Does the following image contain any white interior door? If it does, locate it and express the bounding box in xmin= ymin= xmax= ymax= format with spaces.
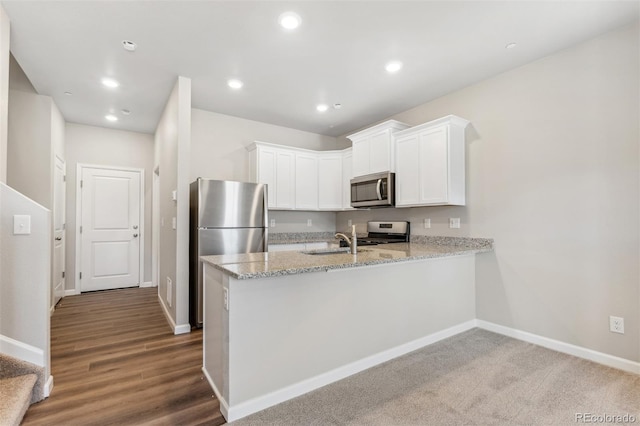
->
xmin=52 ymin=156 xmax=66 ymax=307
xmin=80 ymin=166 xmax=142 ymax=292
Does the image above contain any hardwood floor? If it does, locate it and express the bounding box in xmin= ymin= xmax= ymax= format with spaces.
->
xmin=23 ymin=287 xmax=226 ymax=426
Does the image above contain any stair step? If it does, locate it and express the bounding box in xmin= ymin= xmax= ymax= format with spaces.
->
xmin=0 ymin=374 xmax=38 ymax=426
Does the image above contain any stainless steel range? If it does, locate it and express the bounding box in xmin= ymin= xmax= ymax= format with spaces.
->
xmin=340 ymin=221 xmax=410 ymax=247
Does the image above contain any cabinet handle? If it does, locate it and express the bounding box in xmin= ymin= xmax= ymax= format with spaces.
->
xmin=133 ymin=234 xmax=138 ymax=238
xmin=55 ymin=237 xmax=62 ymax=241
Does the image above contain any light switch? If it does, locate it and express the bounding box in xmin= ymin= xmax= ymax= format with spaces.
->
xmin=449 ymin=218 xmax=461 ymax=229
xmin=172 ymin=217 xmax=177 ymax=230
xmin=13 ymin=215 xmax=31 ymax=235
xmin=171 ymin=190 xmax=177 ymax=201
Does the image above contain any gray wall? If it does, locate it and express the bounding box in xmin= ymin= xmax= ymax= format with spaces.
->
xmin=64 ymin=123 xmax=154 ymax=290
xmin=191 ymin=108 xmax=339 ymax=233
xmin=154 ymin=76 xmax=191 ymax=330
xmin=337 ymin=23 xmax=639 ymax=362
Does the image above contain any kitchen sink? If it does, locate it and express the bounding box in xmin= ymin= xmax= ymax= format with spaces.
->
xmin=300 ymin=248 xmax=369 ymax=255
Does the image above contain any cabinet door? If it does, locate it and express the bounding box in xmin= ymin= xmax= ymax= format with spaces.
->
xmin=419 ymin=126 xmax=449 ymax=204
xmin=342 ymin=150 xmax=353 ymax=209
xmin=255 ymin=148 xmax=277 ymax=208
xmin=395 ymin=134 xmax=421 ymax=207
xmin=295 ymin=153 xmax=318 ymax=209
xmin=276 ymin=150 xmax=295 ymax=209
xmin=318 ymin=154 xmax=343 ymax=209
xmin=351 ymin=138 xmax=369 ymax=177
xmin=369 ymin=130 xmax=392 ymax=173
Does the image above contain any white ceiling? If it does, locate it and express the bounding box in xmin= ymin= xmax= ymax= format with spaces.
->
xmin=1 ymin=1 xmax=638 ymax=137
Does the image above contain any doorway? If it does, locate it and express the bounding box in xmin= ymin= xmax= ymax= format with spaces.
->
xmin=75 ymin=164 xmax=144 ymax=292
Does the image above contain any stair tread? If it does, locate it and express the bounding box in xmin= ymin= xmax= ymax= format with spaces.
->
xmin=0 ymin=374 xmax=38 ymax=426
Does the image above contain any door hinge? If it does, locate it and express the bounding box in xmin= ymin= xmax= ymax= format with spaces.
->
xmin=79 ymin=272 xmax=82 ymax=279
xmin=80 ymin=180 xmax=83 ymax=188
xmin=80 ymin=226 xmax=82 ymax=233
xmin=62 ymin=271 xmax=65 ymax=278
xmin=63 ymin=223 xmax=66 ymax=230
xmin=63 ymin=175 xmax=66 ymax=182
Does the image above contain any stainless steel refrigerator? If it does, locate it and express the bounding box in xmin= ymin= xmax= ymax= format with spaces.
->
xmin=189 ymin=178 xmax=268 ymax=327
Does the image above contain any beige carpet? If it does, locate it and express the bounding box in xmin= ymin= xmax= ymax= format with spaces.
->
xmin=231 ymin=329 xmax=640 ymax=425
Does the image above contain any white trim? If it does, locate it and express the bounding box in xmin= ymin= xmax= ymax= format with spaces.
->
xmin=476 ymin=320 xmax=640 ymax=375
xmin=0 ymin=335 xmax=45 ymax=367
xmin=44 ymin=375 xmax=54 ymax=398
xmin=174 ymin=324 xmax=191 ymax=335
xmin=140 ymin=281 xmax=155 ymax=288
xmin=157 ymin=294 xmax=191 ymax=335
xmin=223 ymin=320 xmax=476 ymax=422
xmin=64 ymin=289 xmax=78 ymax=297
xmin=75 ymin=164 xmax=145 ymax=294
xmin=49 ymin=306 xmax=55 ymax=316
xmin=202 ymin=367 xmax=230 ymax=420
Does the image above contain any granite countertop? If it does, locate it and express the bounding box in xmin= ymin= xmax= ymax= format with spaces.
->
xmin=202 ymin=236 xmax=494 ymax=280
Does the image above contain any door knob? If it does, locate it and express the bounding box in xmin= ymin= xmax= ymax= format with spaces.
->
xmin=133 ymin=233 xmax=138 ymax=238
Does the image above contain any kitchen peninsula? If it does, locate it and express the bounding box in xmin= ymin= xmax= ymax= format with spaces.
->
xmin=201 ymin=237 xmax=493 ymax=422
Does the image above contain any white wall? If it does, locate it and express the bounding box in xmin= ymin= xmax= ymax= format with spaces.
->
xmin=154 ymin=76 xmax=191 ymax=332
xmin=64 ymin=123 xmax=154 ymax=290
xmin=337 ymin=23 xmax=640 ymax=362
xmin=0 ymin=183 xmax=50 ymax=376
xmin=6 ymin=90 xmax=53 ymax=207
xmin=191 ymin=108 xmax=339 ymax=233
xmin=0 ymin=6 xmax=9 ymax=184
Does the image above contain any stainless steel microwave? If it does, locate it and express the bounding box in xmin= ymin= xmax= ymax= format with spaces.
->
xmin=350 ymin=171 xmax=395 ymax=208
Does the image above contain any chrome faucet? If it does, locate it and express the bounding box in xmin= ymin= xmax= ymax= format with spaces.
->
xmin=335 ymin=225 xmax=358 ymax=254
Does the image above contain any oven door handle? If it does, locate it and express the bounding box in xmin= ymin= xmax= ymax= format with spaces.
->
xmin=376 ymin=179 xmax=383 ymax=200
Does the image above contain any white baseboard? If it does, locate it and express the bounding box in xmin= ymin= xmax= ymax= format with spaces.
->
xmin=222 ymin=320 xmax=477 ymax=422
xmin=140 ymin=281 xmax=155 ymax=288
xmin=476 ymin=320 xmax=640 ymax=375
xmin=44 ymin=375 xmax=54 ymax=398
xmin=202 ymin=367 xmax=231 ymax=420
xmin=0 ymin=335 xmax=45 ymax=367
xmin=64 ymin=289 xmax=78 ymax=297
xmin=157 ymin=294 xmax=191 ymax=335
xmin=174 ymin=324 xmax=191 ymax=335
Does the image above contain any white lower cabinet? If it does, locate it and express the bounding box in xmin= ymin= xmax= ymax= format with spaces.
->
xmin=394 ymin=115 xmax=469 ymax=207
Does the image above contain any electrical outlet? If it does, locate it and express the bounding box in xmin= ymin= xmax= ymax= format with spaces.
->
xmin=223 ymin=287 xmax=229 ymax=311
xmin=270 ymin=219 xmax=276 ymax=227
xmin=347 ymin=219 xmax=352 ymax=227
xmin=449 ymin=218 xmax=460 ymax=229
xmin=609 ymin=316 xmax=624 ymax=334
xmin=307 ymin=219 xmax=312 ymax=227
xmin=166 ymin=277 xmax=172 ymax=307
xmin=423 ymin=218 xmax=431 ymax=229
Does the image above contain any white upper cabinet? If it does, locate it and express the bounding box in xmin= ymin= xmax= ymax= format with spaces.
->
xmin=248 ymin=143 xmax=295 ymax=209
xmin=394 ymin=115 xmax=469 ymax=207
xmin=318 ymin=152 xmax=343 ymax=210
xmin=341 ymin=148 xmax=353 ymax=210
xmin=248 ymin=142 xmax=352 ymax=211
xmin=347 ymin=120 xmax=411 ymax=177
xmin=295 ymin=152 xmax=319 ymax=210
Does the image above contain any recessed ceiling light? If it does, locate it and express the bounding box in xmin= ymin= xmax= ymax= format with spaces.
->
xmin=64 ymin=91 xmax=72 ymax=96
xmin=385 ymin=61 xmax=403 ymax=73
xmin=101 ymin=78 xmax=119 ymax=88
xmin=333 ymin=103 xmax=342 ymax=110
xmin=228 ymin=79 xmax=243 ymax=89
xmin=105 ymin=114 xmax=118 ymax=122
xmin=122 ymin=40 xmax=137 ymax=52
xmin=279 ymin=11 xmax=301 ymax=30
xmin=121 ymin=109 xmax=131 ymax=115
xmin=505 ymin=42 xmax=517 ymax=49
xmin=316 ymin=104 xmax=328 ymax=112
